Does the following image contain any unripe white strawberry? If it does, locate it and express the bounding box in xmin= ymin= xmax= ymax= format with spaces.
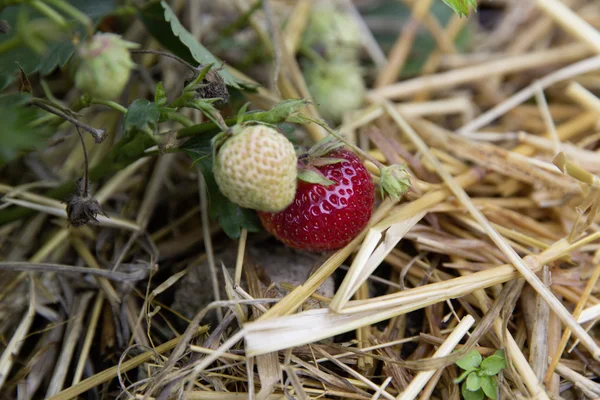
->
xmin=213 ymin=124 xmax=298 ymax=212
xmin=303 ymin=4 xmax=362 ymax=61
xmin=74 ymin=33 xmax=139 ymax=100
xmin=305 ymin=61 xmax=365 ymax=122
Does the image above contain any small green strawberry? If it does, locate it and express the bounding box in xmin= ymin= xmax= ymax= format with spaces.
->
xmin=303 ymin=4 xmax=362 ymax=61
xmin=74 ymin=33 xmax=139 ymax=100
xmin=305 ymin=61 xmax=365 ymax=123
xmin=213 ymin=124 xmax=298 ymax=212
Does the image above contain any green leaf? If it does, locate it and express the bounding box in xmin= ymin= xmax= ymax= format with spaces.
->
xmin=461 ymin=384 xmax=484 ymax=400
xmin=309 ymin=157 xmax=345 ymax=166
xmin=0 ymin=0 xmax=116 ymax=81
xmin=138 ymin=1 xmax=238 ymax=88
xmin=123 ymin=99 xmax=160 ymax=136
xmin=454 ymin=369 xmax=471 ymax=384
xmin=0 ymin=93 xmax=54 ymax=165
xmin=297 ymin=168 xmax=335 ymax=186
xmin=456 ymin=350 xmax=482 ymax=371
xmin=441 ymin=0 xmax=477 ymax=17
xmin=154 ymin=82 xmax=167 ymax=106
xmin=182 ymin=134 xmax=261 ymax=239
xmin=466 ymin=372 xmax=482 ymax=392
xmin=240 ymin=99 xmax=309 ymax=124
xmin=480 ymin=376 xmax=498 ymax=400
xmin=177 ymin=99 xmax=310 ymax=139
xmin=480 ymin=355 xmax=506 ymax=376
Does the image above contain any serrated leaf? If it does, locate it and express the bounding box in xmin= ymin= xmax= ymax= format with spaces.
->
xmin=441 ymin=0 xmax=477 ymax=17
xmin=480 ymin=355 xmax=506 ymax=376
xmin=0 ymin=0 xmax=116 ymax=81
xmin=456 ymin=350 xmax=482 ymax=371
xmin=466 ymin=372 xmax=482 ymax=392
xmin=0 ymin=93 xmax=54 ymax=165
xmin=182 ymin=134 xmax=261 ymax=238
xmin=461 ymin=384 xmax=484 ymax=400
xmin=138 ymin=1 xmax=238 ymax=88
xmin=480 ymin=376 xmax=498 ymax=400
xmin=123 ymin=99 xmax=160 ymax=136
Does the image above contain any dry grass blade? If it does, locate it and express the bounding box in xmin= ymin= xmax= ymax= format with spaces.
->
xmin=0 ymin=261 xmax=148 ymax=281
xmin=1 ymin=198 xmax=140 ymax=231
xmin=381 ymin=100 xmax=600 ymax=361
xmin=0 ymin=276 xmax=35 ymax=391
xmin=369 ymin=44 xmax=592 ymax=100
xmin=537 ymin=0 xmax=600 ymax=53
xmin=457 ymin=57 xmax=600 ymax=135
xmin=45 ymin=292 xmax=94 ymax=397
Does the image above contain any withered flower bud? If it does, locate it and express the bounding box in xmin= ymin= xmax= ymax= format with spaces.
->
xmin=65 ymin=178 xmax=108 ymax=227
xmin=186 ymin=67 xmax=229 ymax=104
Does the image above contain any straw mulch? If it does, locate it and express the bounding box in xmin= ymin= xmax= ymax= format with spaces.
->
xmin=2 ymin=0 xmax=600 ymax=399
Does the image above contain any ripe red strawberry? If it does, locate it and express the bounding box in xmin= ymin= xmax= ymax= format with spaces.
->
xmin=258 ymin=148 xmax=375 ymax=252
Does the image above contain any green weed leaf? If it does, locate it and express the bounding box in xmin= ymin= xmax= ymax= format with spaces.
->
xmin=480 ymin=376 xmax=498 ymax=400
xmin=123 ymin=99 xmax=160 ymax=136
xmin=441 ymin=0 xmax=477 ymax=17
xmin=456 ymin=350 xmax=482 ymax=371
xmin=138 ymin=1 xmax=238 ymax=88
xmin=461 ymin=383 xmax=484 ymax=400
xmin=480 ymin=355 xmax=506 ymax=376
xmin=466 ymin=372 xmax=482 ymax=392
xmin=182 ymin=134 xmax=261 ymax=239
xmin=454 ymin=370 xmax=471 ymax=384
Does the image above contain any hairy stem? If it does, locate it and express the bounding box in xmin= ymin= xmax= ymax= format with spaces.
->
xmin=89 ymin=98 xmax=128 ymax=114
xmin=75 ymin=126 xmax=89 ymax=197
xmin=130 ymin=49 xmax=197 ymax=72
xmin=28 ymin=0 xmax=68 ymax=28
xmin=44 ymin=0 xmax=94 ymax=35
xmin=0 ymin=35 xmax=21 ymax=54
xmin=30 ymin=99 xmax=106 ymax=143
xmin=166 ymin=112 xmax=194 ymax=127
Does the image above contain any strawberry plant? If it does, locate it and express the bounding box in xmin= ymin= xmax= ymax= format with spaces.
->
xmin=455 ymin=349 xmax=507 ymax=400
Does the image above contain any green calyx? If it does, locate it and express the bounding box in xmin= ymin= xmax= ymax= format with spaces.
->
xmin=380 ymin=164 xmax=411 ymax=200
xmin=296 ymin=136 xmax=345 ymax=186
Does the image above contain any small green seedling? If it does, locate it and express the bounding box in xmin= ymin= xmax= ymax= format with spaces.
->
xmin=455 ymin=349 xmax=506 ymax=400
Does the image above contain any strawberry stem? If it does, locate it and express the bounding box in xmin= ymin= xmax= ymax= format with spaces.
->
xmin=301 ymin=116 xmax=386 ymax=169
